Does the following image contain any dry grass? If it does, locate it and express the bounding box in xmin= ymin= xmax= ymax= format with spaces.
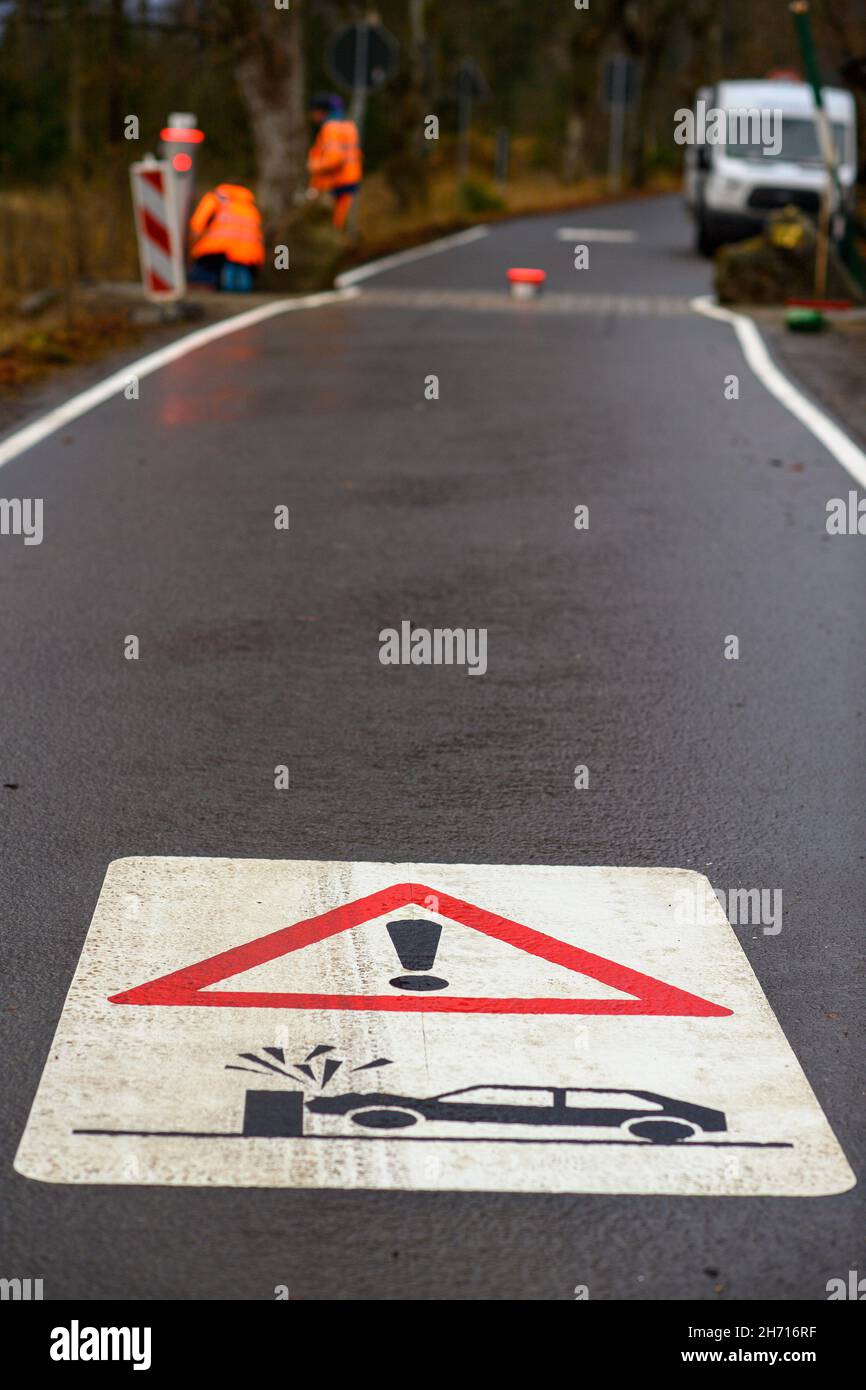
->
xmin=0 ymin=306 xmax=143 ymax=394
xmin=0 ymin=177 xmax=143 ymax=396
xmin=355 ymin=145 xmax=681 ymax=252
xmin=0 ymin=176 xmax=138 ymax=301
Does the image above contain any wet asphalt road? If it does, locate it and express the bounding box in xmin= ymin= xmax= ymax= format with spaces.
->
xmin=1 ymin=194 xmax=864 ymax=1300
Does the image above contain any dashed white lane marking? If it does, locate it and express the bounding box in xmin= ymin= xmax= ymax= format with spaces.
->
xmin=334 ymin=225 xmax=490 ymax=288
xmin=354 ymin=288 xmax=691 ymax=316
xmin=557 ymin=227 xmax=637 ymax=243
xmin=0 ymin=288 xmax=360 ymax=472
xmin=691 ymin=294 xmax=866 ymax=491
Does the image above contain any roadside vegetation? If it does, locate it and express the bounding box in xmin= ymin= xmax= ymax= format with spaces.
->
xmin=1 ymin=1 xmax=863 ymax=389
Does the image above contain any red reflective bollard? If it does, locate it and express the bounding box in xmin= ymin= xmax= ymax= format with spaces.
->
xmin=507 ymin=267 xmax=546 ymax=300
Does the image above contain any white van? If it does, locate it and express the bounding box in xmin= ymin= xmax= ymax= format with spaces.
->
xmin=684 ymin=79 xmax=858 ymax=256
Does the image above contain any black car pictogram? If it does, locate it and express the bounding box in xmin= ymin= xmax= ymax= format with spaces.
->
xmin=303 ymin=1084 xmax=727 ymax=1143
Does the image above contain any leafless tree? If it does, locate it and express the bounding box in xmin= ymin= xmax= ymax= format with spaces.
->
xmin=225 ymin=0 xmax=307 ymax=228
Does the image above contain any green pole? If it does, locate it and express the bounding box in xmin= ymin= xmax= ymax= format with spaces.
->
xmin=790 ymin=2 xmax=824 ymax=104
xmin=789 ymin=0 xmax=865 ymax=292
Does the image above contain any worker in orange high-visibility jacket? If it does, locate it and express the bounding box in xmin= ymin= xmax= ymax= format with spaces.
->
xmin=307 ymin=93 xmax=362 ymax=231
xmin=188 ymin=183 xmax=265 ymax=291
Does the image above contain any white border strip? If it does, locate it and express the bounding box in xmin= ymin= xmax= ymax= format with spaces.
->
xmin=335 ymin=226 xmax=490 ymax=288
xmin=0 ymin=288 xmax=359 ymax=471
xmin=691 ymin=294 xmax=866 ymax=491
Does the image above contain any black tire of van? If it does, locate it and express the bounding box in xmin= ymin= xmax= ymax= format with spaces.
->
xmin=696 ymin=207 xmax=719 ymax=258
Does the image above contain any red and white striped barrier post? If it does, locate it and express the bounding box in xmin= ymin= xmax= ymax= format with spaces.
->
xmin=130 ymin=157 xmax=187 ymax=303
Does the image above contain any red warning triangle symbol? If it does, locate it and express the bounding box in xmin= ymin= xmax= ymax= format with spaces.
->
xmin=109 ymin=882 xmax=731 ymax=1017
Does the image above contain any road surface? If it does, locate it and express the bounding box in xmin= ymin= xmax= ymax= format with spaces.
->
xmin=1 ymin=194 xmax=863 ymax=1300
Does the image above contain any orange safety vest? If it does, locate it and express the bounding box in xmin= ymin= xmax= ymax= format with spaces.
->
xmin=307 ymin=119 xmax=362 ymax=191
xmin=189 ymin=184 xmax=265 ymax=266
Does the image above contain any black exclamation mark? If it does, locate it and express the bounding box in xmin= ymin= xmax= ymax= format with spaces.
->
xmin=387 ymin=920 xmax=448 ymax=992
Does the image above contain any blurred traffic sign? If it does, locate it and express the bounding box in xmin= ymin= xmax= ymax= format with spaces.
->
xmin=129 ymin=158 xmax=186 ymax=302
xmin=326 ymin=20 xmax=398 ymax=94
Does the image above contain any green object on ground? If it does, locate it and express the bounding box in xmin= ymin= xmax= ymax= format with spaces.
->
xmin=785 ymin=307 xmax=825 ymax=332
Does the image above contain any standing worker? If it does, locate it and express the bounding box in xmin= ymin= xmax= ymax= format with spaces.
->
xmin=188 ymin=182 xmax=265 ymax=291
xmin=307 ymin=94 xmax=363 ymax=231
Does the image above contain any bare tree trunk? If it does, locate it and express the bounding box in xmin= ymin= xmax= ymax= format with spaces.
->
xmin=65 ymin=0 xmax=88 ymax=287
xmin=611 ymin=0 xmax=681 ymax=188
xmin=562 ymin=113 xmax=585 ymax=183
xmin=107 ymin=0 xmax=125 ymax=144
xmin=381 ymin=0 xmax=432 ymax=210
xmin=561 ymin=4 xmax=611 ymax=182
xmin=627 ymin=37 xmax=666 ymax=187
xmin=409 ymin=0 xmax=431 ymax=132
xmin=67 ymin=1 xmax=85 ymax=167
xmin=231 ymin=0 xmax=307 ymax=230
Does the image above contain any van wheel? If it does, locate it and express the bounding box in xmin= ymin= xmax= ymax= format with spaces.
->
xmin=697 ymin=211 xmax=718 ymax=258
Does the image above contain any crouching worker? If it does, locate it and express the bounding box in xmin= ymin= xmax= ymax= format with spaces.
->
xmin=188 ymin=183 xmax=265 ymax=291
xmin=307 ymin=94 xmax=362 ymax=231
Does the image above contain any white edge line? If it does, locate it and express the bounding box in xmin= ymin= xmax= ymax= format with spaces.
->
xmin=334 ymin=225 xmax=490 ymax=289
xmin=691 ymin=294 xmax=866 ymax=491
xmin=0 ymin=288 xmax=361 ymax=471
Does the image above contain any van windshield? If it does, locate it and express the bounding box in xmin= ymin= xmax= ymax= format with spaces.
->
xmin=726 ymin=115 xmax=848 ymax=164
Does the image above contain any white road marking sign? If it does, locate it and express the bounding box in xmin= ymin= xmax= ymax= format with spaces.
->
xmin=15 ymin=858 xmax=854 ymax=1195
